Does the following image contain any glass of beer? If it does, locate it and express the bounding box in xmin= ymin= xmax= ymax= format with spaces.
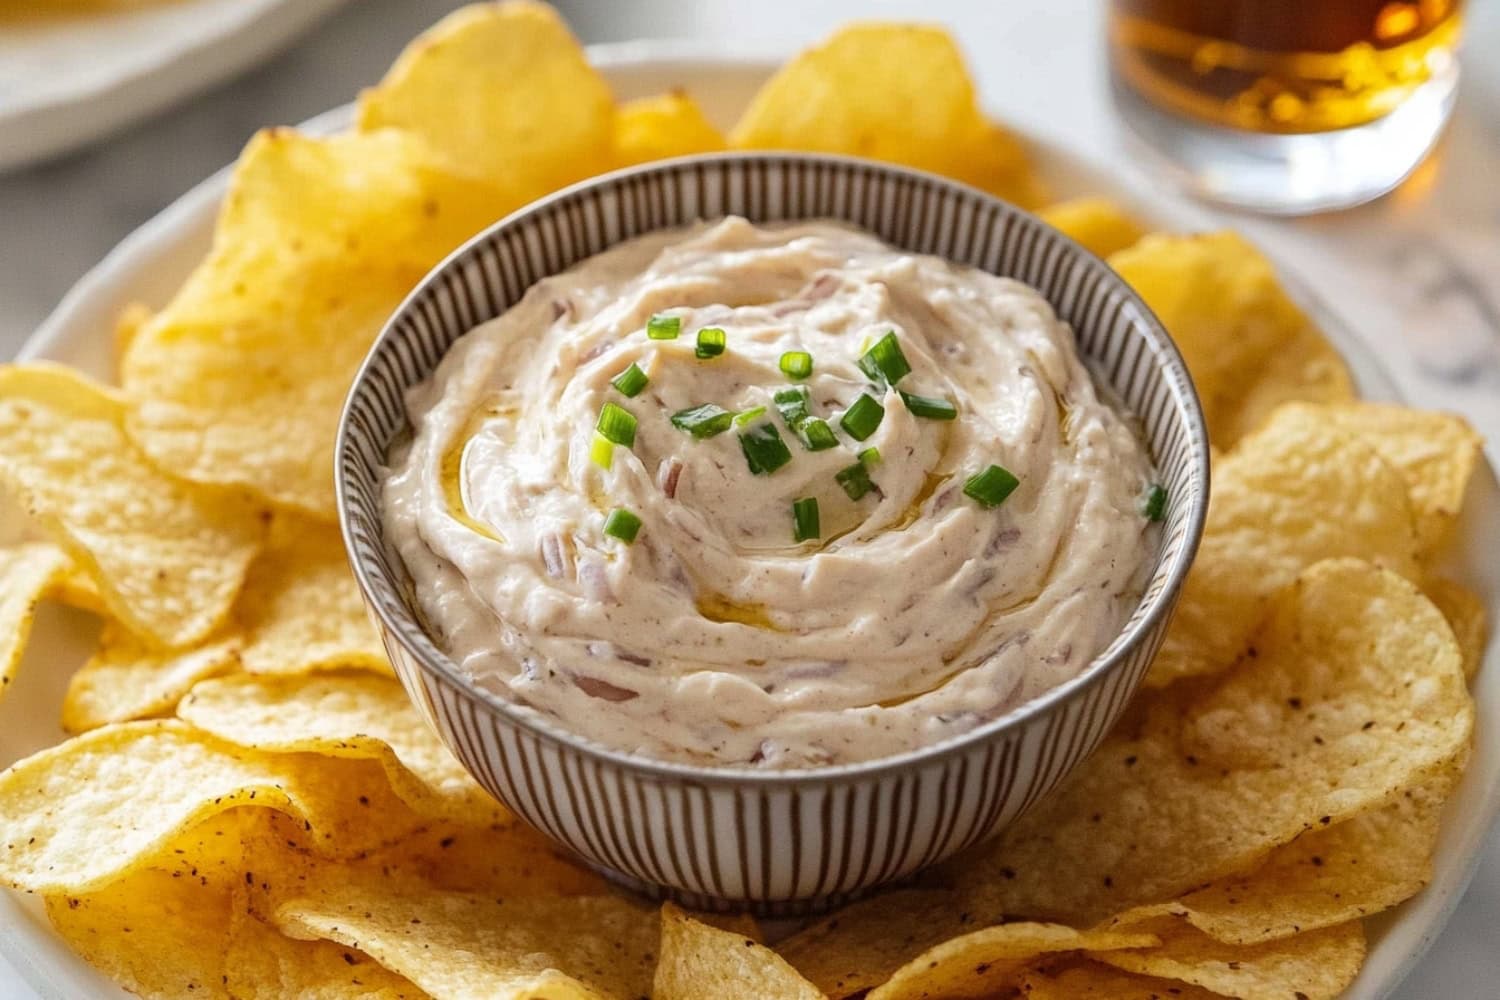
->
xmin=1108 ymin=0 xmax=1464 ymax=214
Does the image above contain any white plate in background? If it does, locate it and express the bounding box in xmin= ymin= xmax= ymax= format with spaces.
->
xmin=1 ymin=42 xmax=1496 ymax=1000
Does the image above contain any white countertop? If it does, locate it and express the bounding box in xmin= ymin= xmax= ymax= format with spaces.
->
xmin=1 ymin=1 xmax=1496 ymax=995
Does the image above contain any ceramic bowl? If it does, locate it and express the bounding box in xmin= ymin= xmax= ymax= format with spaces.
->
xmin=336 ymin=152 xmax=1210 ymax=913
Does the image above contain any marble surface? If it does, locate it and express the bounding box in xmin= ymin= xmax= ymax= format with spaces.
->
xmin=1 ymin=0 xmax=1496 ymax=995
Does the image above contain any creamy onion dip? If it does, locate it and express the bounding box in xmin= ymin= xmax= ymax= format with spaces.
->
xmin=383 ymin=218 xmax=1159 ymax=768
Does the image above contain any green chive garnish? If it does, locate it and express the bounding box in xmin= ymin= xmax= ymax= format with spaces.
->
xmin=836 ymin=462 xmax=875 ymax=500
xmin=647 ymin=314 xmax=681 ymax=340
xmin=733 ymin=405 xmax=768 ymax=427
xmin=899 ymin=390 xmax=958 ymax=420
xmin=603 ymin=507 xmax=642 ymax=543
xmin=611 ymin=363 xmax=648 ymax=398
xmin=780 ymin=351 xmax=813 ymax=380
xmin=670 ymin=403 xmax=733 ymax=439
xmin=596 ymin=401 xmax=637 ymax=446
xmin=792 ymin=497 xmax=820 ymax=542
xmin=858 ymin=446 xmax=881 ymax=466
xmin=964 ymin=465 xmax=1020 ymax=508
xmin=695 ymin=327 xmax=727 ymax=358
xmin=795 ymin=416 xmax=838 ymax=451
xmin=839 ymin=393 xmax=884 ymax=441
xmin=773 ymin=385 xmax=811 ymax=427
xmin=589 ymin=433 xmax=614 ymax=470
xmin=1143 ymin=484 xmax=1167 ymax=521
xmin=739 ymin=423 xmax=792 ymax=475
xmin=858 ymin=331 xmax=911 ymax=385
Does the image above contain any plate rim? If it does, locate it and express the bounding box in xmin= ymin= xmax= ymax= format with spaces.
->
xmin=6 ymin=39 xmax=1498 ymax=1000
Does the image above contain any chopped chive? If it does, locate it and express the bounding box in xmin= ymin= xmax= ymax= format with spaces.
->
xmin=964 ymin=464 xmax=1020 ymax=508
xmin=792 ymin=497 xmax=820 ymax=542
xmin=858 ymin=331 xmax=912 ymax=385
xmin=602 ymin=507 xmax=642 ymax=544
xmin=647 ymin=314 xmax=681 ymax=340
xmin=779 ymin=350 xmax=814 ymax=380
xmin=733 ymin=405 xmax=768 ymax=427
xmin=773 ymin=385 xmax=812 ymax=426
xmin=738 ymin=422 xmax=793 ymax=475
xmin=899 ymin=390 xmax=958 ymax=421
xmin=610 ymin=362 xmax=648 ymax=398
xmin=839 ymin=393 xmax=885 ymax=441
xmin=695 ymin=327 xmax=727 ymax=358
xmin=796 ymin=416 xmax=838 ymax=451
xmin=669 ymin=403 xmax=733 ymax=439
xmin=596 ymin=401 xmax=637 ymax=446
xmin=835 ymin=462 xmax=875 ymax=501
xmin=589 ymin=433 xmax=614 ymax=470
xmin=1143 ymin=484 xmax=1168 ymax=521
xmin=858 ymin=446 xmax=881 ymax=466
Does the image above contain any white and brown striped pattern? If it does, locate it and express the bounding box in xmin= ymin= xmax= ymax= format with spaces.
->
xmin=336 ymin=154 xmax=1210 ymax=914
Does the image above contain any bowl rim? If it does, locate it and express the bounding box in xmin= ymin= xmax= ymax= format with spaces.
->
xmin=336 ymin=149 xmax=1212 ymax=787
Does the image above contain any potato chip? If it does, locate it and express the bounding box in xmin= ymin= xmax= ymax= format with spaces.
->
xmin=950 ymin=559 xmax=1470 ymax=926
xmin=1427 ymin=575 xmax=1487 ymax=681
xmin=0 ymin=363 xmax=265 ymax=647
xmin=1021 ymin=962 xmax=1224 ymax=1000
xmin=1092 ymin=919 xmax=1365 ymax=1000
xmin=615 ymin=91 xmax=727 ymax=165
xmin=865 ymin=923 xmax=1159 ymax=1000
xmin=122 ymin=129 xmax=506 ymax=518
xmin=1039 ymin=197 xmax=1147 ymax=258
xmin=777 ymin=889 xmax=980 ymax=998
xmin=730 ymin=23 xmax=1043 ymax=206
xmin=61 ymin=622 xmax=240 ymax=732
xmin=358 ymin=1 xmax=614 ymax=205
xmin=1286 ymin=401 xmax=1482 ymax=557
xmin=272 ymin=875 xmax=657 ymax=1000
xmin=113 ymin=301 xmax=151 ymax=372
xmin=178 ymin=670 xmax=499 ymax=823
xmin=0 ymin=541 xmax=76 ymax=699
xmin=1107 ymin=775 xmax=1453 ymax=945
xmin=0 ymin=720 xmax=420 ymax=893
xmin=234 ymin=515 xmax=389 ymax=675
xmin=654 ymin=903 xmax=822 ymax=1000
xmin=227 ymin=912 xmax=430 ymax=1000
xmin=1109 ymin=232 xmax=1353 ymax=448
xmin=1148 ymin=405 xmax=1420 ymax=686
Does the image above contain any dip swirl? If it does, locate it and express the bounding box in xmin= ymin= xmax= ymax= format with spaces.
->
xmin=385 ymin=218 xmax=1158 ymax=768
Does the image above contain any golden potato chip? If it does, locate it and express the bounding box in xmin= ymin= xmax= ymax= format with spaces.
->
xmin=348 ymin=818 xmax=606 ymax=898
xmin=0 ymin=541 xmax=76 ymax=698
xmin=178 ymin=670 xmax=498 ymax=822
xmin=1427 ymin=575 xmax=1487 ymax=681
xmin=1021 ymin=962 xmax=1224 ymax=1000
xmin=1109 ymin=774 xmax=1453 ymax=945
xmin=234 ymin=515 xmax=389 ymax=675
xmin=615 ymin=91 xmax=727 ymax=166
xmin=0 ymin=363 xmax=265 ymax=647
xmin=122 ymin=129 xmax=506 ymax=518
xmin=1093 ymin=919 xmax=1365 ymax=1000
xmin=272 ymin=875 xmax=657 ymax=1000
xmin=1287 ymin=401 xmax=1482 ymax=557
xmin=951 ymin=559 xmax=1470 ymax=926
xmin=1109 ymin=232 xmax=1353 ymax=448
xmin=358 ymin=1 xmax=614 ymax=205
xmin=1039 ymin=196 xmax=1147 ymax=258
xmin=227 ymin=909 xmax=429 ymax=1000
xmin=654 ymin=903 xmax=822 ymax=1000
xmin=113 ymin=301 xmax=151 ymax=371
xmin=61 ymin=622 xmax=240 ymax=732
xmin=777 ymin=889 xmax=979 ymax=998
xmin=0 ymin=720 xmax=420 ymax=893
xmin=865 ymin=923 xmax=1159 ymax=1000
xmin=730 ymin=23 xmax=1042 ymax=206
xmin=1149 ymin=405 xmax=1420 ymax=686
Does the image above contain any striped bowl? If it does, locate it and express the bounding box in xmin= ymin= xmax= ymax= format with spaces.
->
xmin=336 ymin=153 xmax=1209 ymax=914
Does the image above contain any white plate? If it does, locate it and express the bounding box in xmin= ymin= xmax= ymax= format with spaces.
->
xmin=2 ymin=41 xmax=1497 ymax=1000
xmin=0 ymin=0 xmax=348 ymax=172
